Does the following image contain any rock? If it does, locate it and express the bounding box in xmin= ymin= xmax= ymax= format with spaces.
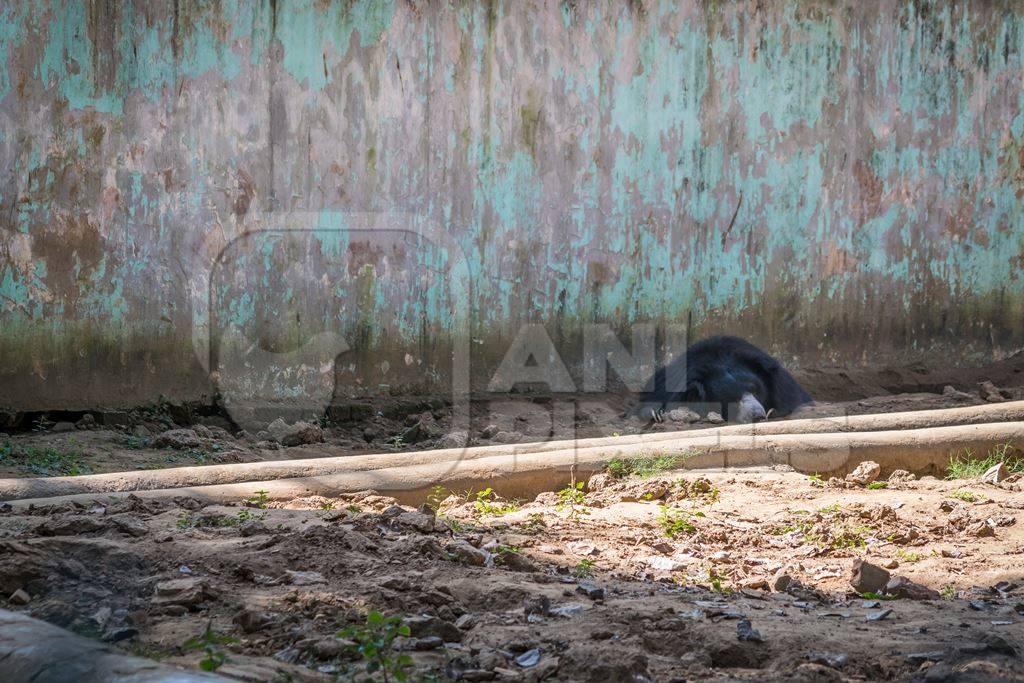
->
xmin=888 ymin=469 xmax=916 ymax=482
xmin=736 ymin=618 xmax=764 ymax=643
xmin=234 ymin=608 xmax=273 ymax=633
xmin=307 ymin=637 xmax=350 ymax=659
xmin=849 ymin=559 xmax=891 ymax=594
xmin=404 ymin=614 xmax=462 ymax=642
xmin=846 ymin=461 xmax=881 ymax=486
xmin=705 ymin=411 xmax=724 ymax=424
xmin=942 ymin=385 xmax=973 ymax=399
xmin=497 ymin=550 xmax=538 ymax=573
xmin=665 ymin=407 xmax=700 ymax=424
xmin=75 ymin=414 xmax=97 ymax=429
xmin=522 ymin=595 xmax=551 ymax=618
xmin=644 ymin=556 xmax=687 ymax=572
xmin=586 ymin=473 xmax=613 ymax=492
xmin=550 ymin=603 xmax=586 ymax=618
xmin=455 ymin=614 xmax=478 ymax=630
xmin=866 ymin=608 xmax=893 ymax=621
xmin=152 ymin=429 xmax=202 ymax=449
xmin=964 ymin=520 xmax=994 ymax=537
xmin=515 ymin=649 xmax=541 ymax=668
xmin=576 ymin=582 xmax=605 ymax=600
xmin=153 ymin=578 xmax=211 ymax=608
xmin=739 ymin=577 xmax=769 ymax=591
xmin=239 ymin=521 xmax=268 ymax=537
xmin=266 ymin=419 xmax=323 ymax=447
xmin=884 ymin=576 xmax=941 ymax=600
xmin=110 ymin=516 xmax=149 ymax=537
xmin=36 ymin=516 xmax=107 ymax=536
xmin=770 ymin=571 xmax=793 ymax=593
xmin=979 ymin=381 xmax=1005 ymax=402
xmin=710 ymin=550 xmax=732 ymax=563
xmin=8 ymin=588 xmax=30 ymax=605
xmin=446 ymin=540 xmax=490 ymax=566
xmin=494 ymin=430 xmax=522 ymax=444
xmin=880 ymin=558 xmax=899 ymax=570
xmin=807 ymin=652 xmax=848 ymax=669
xmin=395 ymin=511 xmax=437 ymax=533
xmin=479 ymin=424 xmax=500 ymax=439
xmin=412 ymin=636 xmax=445 ymax=650
xmin=286 ymin=570 xmax=326 ymax=586
xmin=438 ymin=430 xmax=469 ymax=449
xmin=981 ymin=462 xmax=1007 ymax=484
xmin=52 ymin=421 xmax=76 ymax=433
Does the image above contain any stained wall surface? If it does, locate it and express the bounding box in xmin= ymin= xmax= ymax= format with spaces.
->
xmin=1 ymin=0 xmax=1023 ymax=409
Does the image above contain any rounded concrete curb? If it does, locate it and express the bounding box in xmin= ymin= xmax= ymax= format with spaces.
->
xmin=2 ymin=401 xmax=1022 ymax=502
xmin=6 ymin=421 xmax=1023 ymax=508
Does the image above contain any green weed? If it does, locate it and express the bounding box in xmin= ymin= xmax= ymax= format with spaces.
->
xmin=473 ymin=488 xmax=520 ymax=516
xmin=657 ymin=505 xmax=697 ymax=538
xmin=0 ymin=441 xmax=91 ymax=477
xmin=950 ymin=489 xmax=980 ymax=503
xmin=556 ymin=482 xmax=590 ymax=522
xmin=337 ymin=611 xmax=413 ymax=682
xmin=946 ymin=443 xmax=1024 ymax=479
xmin=182 ymin=622 xmax=237 ymax=672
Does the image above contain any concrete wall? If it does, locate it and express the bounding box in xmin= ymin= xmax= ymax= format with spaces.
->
xmin=1 ymin=0 xmax=1024 ymax=410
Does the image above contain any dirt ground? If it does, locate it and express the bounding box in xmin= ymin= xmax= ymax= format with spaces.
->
xmin=2 ymin=462 xmax=1023 ymax=682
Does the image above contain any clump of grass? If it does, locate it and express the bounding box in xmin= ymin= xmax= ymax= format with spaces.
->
xmin=607 ymin=451 xmax=692 ymax=479
xmin=556 ymin=482 xmax=589 ymax=522
xmin=867 ymin=481 xmax=888 ymax=490
xmin=945 ymin=443 xmax=1024 ymax=480
xmin=657 ymin=505 xmax=698 ymax=538
xmin=573 ymin=558 xmax=596 ymax=578
xmin=807 ymin=473 xmax=824 ymax=488
xmin=337 ymin=611 xmax=413 ymax=682
xmin=0 ymin=441 xmax=91 ymax=477
xmin=182 ymin=622 xmax=237 ymax=672
xmin=950 ymin=489 xmax=980 ymax=503
xmin=472 ymin=488 xmax=520 ymax=516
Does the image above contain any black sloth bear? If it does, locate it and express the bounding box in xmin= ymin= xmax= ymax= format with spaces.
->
xmin=634 ymin=335 xmax=812 ymax=424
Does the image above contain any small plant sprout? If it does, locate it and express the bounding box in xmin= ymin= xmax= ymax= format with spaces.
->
xmin=245 ymin=490 xmax=270 ymax=508
xmin=473 ymin=488 xmax=520 ymax=516
xmin=337 ymin=611 xmax=414 ymax=682
xmin=946 ymin=443 xmax=1024 ymax=479
xmin=556 ymin=481 xmax=589 ymax=522
xmin=425 ymin=485 xmax=449 ymax=511
xmin=807 ymin=473 xmax=824 ymax=487
xmin=574 ymin=558 xmax=596 ymax=578
xmin=950 ymin=489 xmax=980 ymax=503
xmin=867 ymin=481 xmax=888 ymax=490
xmin=657 ymin=505 xmax=697 ymax=538
xmin=182 ymin=622 xmax=238 ymax=672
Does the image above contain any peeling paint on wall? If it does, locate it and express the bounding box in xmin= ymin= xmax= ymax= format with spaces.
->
xmin=1 ymin=0 xmax=1023 ymax=409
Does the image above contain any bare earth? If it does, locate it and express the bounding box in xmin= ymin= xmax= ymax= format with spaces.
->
xmin=2 ymin=463 xmax=1022 ymax=682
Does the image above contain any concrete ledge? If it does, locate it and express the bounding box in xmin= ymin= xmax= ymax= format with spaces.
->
xmin=2 ymin=401 xmax=1023 ymax=501
xmin=6 ymin=421 xmax=1022 ymax=508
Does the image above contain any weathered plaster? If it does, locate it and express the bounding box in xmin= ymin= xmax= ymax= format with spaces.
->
xmin=1 ymin=0 xmax=1023 ymax=408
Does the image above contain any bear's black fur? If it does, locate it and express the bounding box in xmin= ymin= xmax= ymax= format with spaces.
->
xmin=634 ymin=335 xmax=811 ymax=423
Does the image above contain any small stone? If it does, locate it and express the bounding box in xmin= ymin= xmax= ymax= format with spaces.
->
xmin=849 ymin=559 xmax=891 ymax=594
xmin=8 ymin=588 xmax=30 ymax=605
xmin=497 ymin=550 xmax=538 ymax=573
xmin=75 ymin=414 xmax=97 ymax=429
xmin=522 ymin=595 xmax=551 ymax=618
xmin=412 ymin=636 xmax=445 ymax=651
xmin=771 ymin=571 xmax=793 ymax=593
xmin=52 ymin=421 xmax=76 ymax=433
xmin=576 ymin=582 xmax=604 ymax=600
xmin=705 ymin=411 xmax=725 ymax=424
xmin=234 ymin=608 xmax=272 ymax=633
xmin=644 ymin=556 xmax=687 ymax=572
xmin=736 ymin=618 xmax=764 ymax=643
xmin=153 ymin=578 xmax=211 ymax=608
xmin=285 ymin=570 xmax=326 ymax=586
xmin=152 ymin=428 xmax=202 ymax=449
xmin=888 ymin=469 xmax=916 ymax=482
xmin=515 ymin=649 xmax=541 ymax=668
xmin=455 ymin=614 xmax=478 ymax=630
xmin=665 ymin=407 xmax=700 ymax=424
xmin=710 ymin=550 xmax=732 ymax=563
xmin=846 ymin=461 xmax=881 ymax=486
xmin=446 ymin=540 xmax=490 ymax=566
xmin=479 ymin=424 xmax=500 ymax=439
xmin=979 ymin=381 xmax=1005 ymax=402
xmin=884 ymin=576 xmax=941 ymax=600
xmin=964 ymin=521 xmax=994 ymax=538
xmin=807 ymin=652 xmax=848 ymax=669
xmin=493 ymin=430 xmax=522 ymax=444
xmin=981 ymin=462 xmax=1007 ymax=484
xmin=880 ymin=558 xmax=899 ymax=570
xmin=587 ymin=473 xmax=613 ymax=492
xmin=740 ymin=577 xmax=769 ymax=591
xmin=395 ymin=511 xmax=437 ymax=533
xmin=403 ymin=614 xmax=462 ymax=642
xmin=266 ymin=419 xmax=324 ymax=447
xmin=940 ymin=548 xmax=963 ymax=559
xmin=866 ymin=608 xmax=893 ymax=621
xmin=550 ymin=603 xmax=585 ymax=618
xmin=437 ymin=430 xmax=469 ymax=450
